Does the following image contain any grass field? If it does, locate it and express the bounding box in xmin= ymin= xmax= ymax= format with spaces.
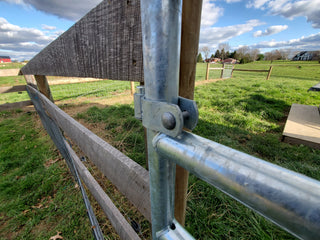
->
xmin=1 ymin=60 xmax=320 ymax=239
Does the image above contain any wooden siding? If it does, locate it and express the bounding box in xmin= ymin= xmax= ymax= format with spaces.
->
xmin=21 ymin=0 xmax=144 ymax=82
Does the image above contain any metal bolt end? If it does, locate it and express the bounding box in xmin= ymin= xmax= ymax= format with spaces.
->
xmin=161 ymin=112 xmax=176 ymax=130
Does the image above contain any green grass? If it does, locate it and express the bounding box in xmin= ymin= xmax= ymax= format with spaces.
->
xmin=0 ymin=77 xmax=136 ymax=104
xmin=1 ymin=60 xmax=320 ymax=239
xmin=0 ymin=111 xmax=93 ymax=240
xmin=0 ymin=63 xmax=25 ymax=69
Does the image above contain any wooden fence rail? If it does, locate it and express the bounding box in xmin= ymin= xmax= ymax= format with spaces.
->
xmin=232 ymin=66 xmax=273 ymax=80
xmin=27 ymin=86 xmax=151 ymax=222
xmin=66 ymin=140 xmax=141 ymax=240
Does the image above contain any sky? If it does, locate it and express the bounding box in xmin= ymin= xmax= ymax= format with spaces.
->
xmin=0 ymin=0 xmax=319 ymax=61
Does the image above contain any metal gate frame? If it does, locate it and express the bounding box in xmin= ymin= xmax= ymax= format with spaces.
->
xmin=137 ymin=1 xmax=320 ymax=239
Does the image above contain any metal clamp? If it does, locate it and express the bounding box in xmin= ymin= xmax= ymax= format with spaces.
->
xmin=134 ymin=86 xmax=198 ymax=138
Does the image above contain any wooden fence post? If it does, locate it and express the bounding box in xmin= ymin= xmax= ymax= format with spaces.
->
xmin=220 ymin=63 xmax=225 ymax=79
xmin=206 ymin=62 xmax=210 ymax=80
xmin=130 ymin=81 xmax=135 ymax=95
xmin=175 ymin=0 xmax=203 ymax=226
xmin=34 ymin=75 xmax=54 ymax=102
xmin=23 ymin=75 xmax=37 ymax=88
xmin=266 ymin=66 xmax=273 ymax=80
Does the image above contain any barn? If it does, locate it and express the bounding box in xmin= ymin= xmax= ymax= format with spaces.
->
xmin=0 ymin=56 xmax=11 ymax=63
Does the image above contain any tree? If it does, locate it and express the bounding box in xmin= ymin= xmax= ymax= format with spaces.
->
xmin=218 ymin=42 xmax=231 ymax=52
xmin=257 ymin=54 xmax=264 ymax=61
xmin=197 ymin=53 xmax=203 ymax=62
xmin=214 ymin=49 xmax=221 ymax=58
xmin=237 ymin=46 xmax=250 ymax=61
xmin=210 ymin=54 xmax=214 ymax=59
xmin=220 ymin=48 xmax=226 ymax=60
xmin=200 ymin=46 xmax=211 ymax=60
xmin=229 ymin=50 xmax=237 ymax=59
xmin=249 ymin=48 xmax=260 ymax=62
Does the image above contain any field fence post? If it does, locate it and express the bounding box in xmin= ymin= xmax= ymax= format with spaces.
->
xmin=34 ymin=75 xmax=54 ymax=102
xmin=205 ymin=62 xmax=210 ymax=80
xmin=176 ymin=0 xmax=203 ymax=226
xmin=220 ymin=63 xmax=225 ymax=79
xmin=266 ymin=66 xmax=273 ymax=80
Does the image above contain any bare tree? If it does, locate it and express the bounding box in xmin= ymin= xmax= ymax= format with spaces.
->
xmin=249 ymin=48 xmax=260 ymax=61
xmin=200 ymin=46 xmax=211 ymax=60
xmin=237 ymin=46 xmax=250 ymax=60
xmin=218 ymin=42 xmax=230 ymax=52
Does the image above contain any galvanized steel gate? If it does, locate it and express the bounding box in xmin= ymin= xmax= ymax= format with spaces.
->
xmin=137 ymin=1 xmax=320 ymax=239
xmin=21 ymin=0 xmax=320 ymax=239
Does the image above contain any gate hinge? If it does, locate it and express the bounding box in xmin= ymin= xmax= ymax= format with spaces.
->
xmin=134 ymin=86 xmax=198 ymax=137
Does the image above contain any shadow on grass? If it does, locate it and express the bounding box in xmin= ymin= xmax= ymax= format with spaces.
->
xmin=237 ymin=94 xmax=290 ymax=122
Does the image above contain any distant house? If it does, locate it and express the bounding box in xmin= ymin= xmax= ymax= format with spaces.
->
xmin=292 ymin=51 xmax=320 ymax=61
xmin=205 ymin=58 xmax=221 ymax=63
xmin=0 ymin=56 xmax=11 ymax=63
xmin=222 ymin=58 xmax=237 ymax=64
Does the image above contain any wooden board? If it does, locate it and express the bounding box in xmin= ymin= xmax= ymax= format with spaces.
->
xmin=283 ymin=103 xmax=320 ymax=149
xmin=27 ymin=86 xmax=151 ymax=221
xmin=21 ymin=0 xmax=143 ymax=82
xmin=0 ymin=85 xmax=26 ymax=93
xmin=0 ymin=100 xmax=33 ymax=111
xmin=66 ymin=141 xmax=141 ymax=240
xmin=0 ymin=69 xmax=20 ymax=77
xmin=308 ymin=82 xmax=320 ymax=91
xmin=175 ymin=0 xmax=202 ymax=226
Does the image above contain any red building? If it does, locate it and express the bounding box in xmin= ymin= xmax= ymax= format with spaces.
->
xmin=0 ymin=56 xmax=11 ymax=63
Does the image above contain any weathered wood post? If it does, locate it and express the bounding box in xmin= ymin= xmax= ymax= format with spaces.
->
xmin=206 ymin=62 xmax=210 ymax=80
xmin=220 ymin=63 xmax=225 ymax=79
xmin=266 ymin=66 xmax=273 ymax=80
xmin=130 ymin=81 xmax=135 ymax=95
xmin=34 ymin=75 xmax=54 ymax=102
xmin=23 ymin=75 xmax=37 ymax=88
xmin=175 ymin=0 xmax=203 ymax=226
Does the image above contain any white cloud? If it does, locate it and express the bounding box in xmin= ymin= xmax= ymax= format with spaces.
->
xmin=246 ymin=0 xmax=269 ymax=9
xmin=0 ymin=18 xmax=56 ymax=44
xmin=41 ymin=24 xmax=56 ymax=30
xmin=253 ymin=25 xmax=288 ymax=37
xmin=252 ymin=32 xmax=320 ymax=51
xmin=247 ymin=0 xmax=320 ymax=28
xmin=201 ymin=0 xmax=224 ymax=28
xmin=0 ymin=17 xmax=61 ymax=60
xmin=225 ymin=0 xmax=242 ymax=3
xmin=0 ymin=0 xmax=102 ymax=21
xmin=200 ymin=19 xmax=264 ymax=48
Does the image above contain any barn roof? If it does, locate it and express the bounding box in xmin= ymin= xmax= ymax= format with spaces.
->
xmin=0 ymin=56 xmax=10 ymax=59
xmin=20 ymin=0 xmax=144 ymax=82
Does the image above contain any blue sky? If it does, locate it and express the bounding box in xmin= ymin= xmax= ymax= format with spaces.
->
xmin=0 ymin=0 xmax=319 ymax=61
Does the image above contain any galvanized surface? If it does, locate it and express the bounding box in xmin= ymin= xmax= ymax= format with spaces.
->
xmin=157 ymin=220 xmax=195 ymax=240
xmin=177 ymin=97 xmax=198 ymax=130
xmin=142 ymin=99 xmax=184 ymax=137
xmin=140 ymin=0 xmax=184 ymax=238
xmin=140 ymin=0 xmax=182 ymax=104
xmin=153 ymin=131 xmax=320 ymax=240
xmin=134 ymin=86 xmax=145 ymax=120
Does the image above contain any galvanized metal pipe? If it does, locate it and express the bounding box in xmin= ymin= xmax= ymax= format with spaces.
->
xmin=140 ymin=0 xmax=182 ymax=104
xmin=153 ymin=131 xmax=320 ymax=240
xmin=140 ymin=0 xmax=190 ymax=239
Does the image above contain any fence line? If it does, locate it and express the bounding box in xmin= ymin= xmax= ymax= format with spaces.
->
xmin=26 ymin=85 xmax=151 ymax=222
xmin=205 ymin=63 xmax=234 ymax=80
xmin=66 ymin=139 xmax=141 ymax=240
xmin=232 ymin=66 xmax=273 ymax=80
